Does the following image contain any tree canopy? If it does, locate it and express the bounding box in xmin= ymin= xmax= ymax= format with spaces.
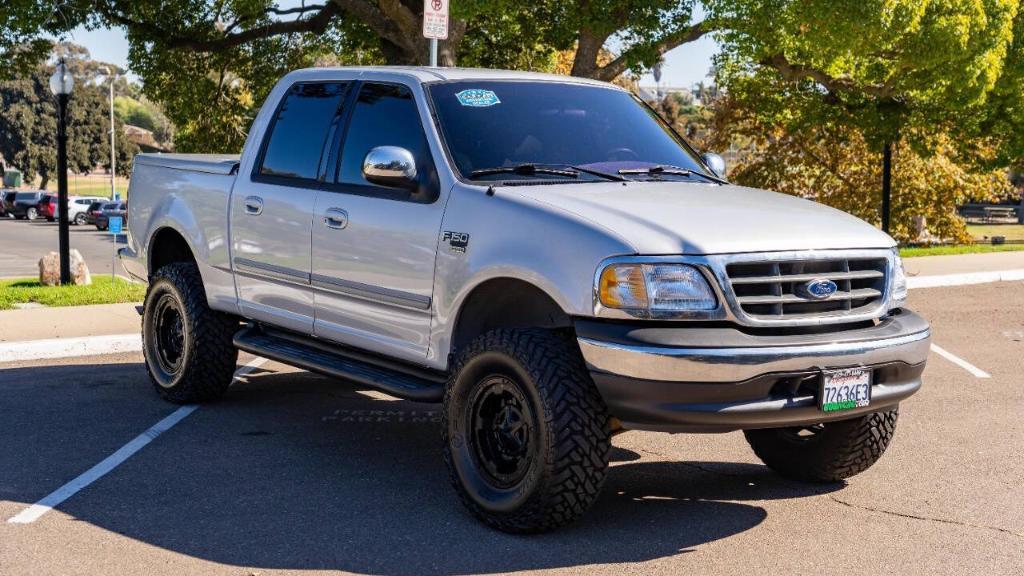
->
xmin=1 ymin=0 xmax=714 ymax=151
xmin=0 ymin=51 xmax=137 ymax=188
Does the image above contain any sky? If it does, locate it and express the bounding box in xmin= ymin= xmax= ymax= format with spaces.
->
xmin=65 ymin=23 xmax=720 ymax=88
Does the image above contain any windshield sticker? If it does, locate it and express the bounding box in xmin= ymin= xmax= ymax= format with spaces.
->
xmin=456 ymin=89 xmax=500 ymax=107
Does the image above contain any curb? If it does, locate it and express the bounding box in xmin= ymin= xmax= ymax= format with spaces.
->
xmin=0 ymin=334 xmax=140 ymax=363
xmin=907 ymin=268 xmax=1024 ymax=289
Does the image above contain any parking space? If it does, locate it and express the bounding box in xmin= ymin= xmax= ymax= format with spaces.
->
xmin=0 ymin=218 xmax=127 ymax=278
xmin=0 ymin=285 xmax=1021 ymax=575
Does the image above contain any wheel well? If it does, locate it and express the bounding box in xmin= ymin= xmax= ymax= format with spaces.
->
xmin=149 ymin=227 xmax=195 ymax=276
xmin=451 ymin=278 xmax=573 ymax=353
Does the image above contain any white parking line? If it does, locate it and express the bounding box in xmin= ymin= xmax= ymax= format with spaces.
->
xmin=930 ymin=344 xmax=991 ymax=378
xmin=6 ymin=356 xmax=268 ymax=525
xmin=0 ymin=334 xmax=141 ymax=363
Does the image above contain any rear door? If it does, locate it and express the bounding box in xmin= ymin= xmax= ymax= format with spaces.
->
xmin=311 ymin=81 xmax=445 ymax=363
xmin=230 ymin=81 xmax=350 ymax=333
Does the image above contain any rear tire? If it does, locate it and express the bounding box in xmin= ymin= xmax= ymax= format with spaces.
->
xmin=73 ymin=213 xmax=86 ymax=225
xmin=26 ymin=207 xmax=37 ymax=220
xmin=142 ymin=262 xmax=239 ymax=403
xmin=743 ymin=408 xmax=899 ymax=482
xmin=443 ymin=329 xmax=611 ymax=533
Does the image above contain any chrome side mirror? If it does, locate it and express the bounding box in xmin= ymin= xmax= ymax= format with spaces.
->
xmin=362 ymin=146 xmax=418 ymax=189
xmin=701 ymin=152 xmax=726 ymax=179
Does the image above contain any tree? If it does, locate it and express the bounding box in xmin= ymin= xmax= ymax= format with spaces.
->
xmin=0 ymin=53 xmax=138 ymax=188
xmin=710 ymin=0 xmax=1019 ymax=231
xmin=696 ymin=96 xmax=1013 ymax=243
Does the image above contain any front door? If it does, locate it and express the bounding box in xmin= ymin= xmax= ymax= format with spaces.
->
xmin=311 ymin=81 xmax=445 ymax=364
xmin=231 ymin=81 xmax=349 ymax=333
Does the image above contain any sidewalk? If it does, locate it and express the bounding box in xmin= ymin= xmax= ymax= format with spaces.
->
xmin=902 ymin=250 xmax=1024 ymax=277
xmin=0 ymin=302 xmax=139 ymax=342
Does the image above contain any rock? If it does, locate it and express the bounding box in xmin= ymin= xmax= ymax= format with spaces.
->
xmin=71 ymin=249 xmax=91 ymax=285
xmin=38 ymin=249 xmax=92 ymax=286
xmin=38 ymin=252 xmax=60 ymax=286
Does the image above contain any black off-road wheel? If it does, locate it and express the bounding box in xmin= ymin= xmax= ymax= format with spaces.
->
xmin=744 ymin=408 xmax=899 ymax=482
xmin=443 ymin=329 xmax=611 ymax=533
xmin=142 ymin=262 xmax=239 ymax=403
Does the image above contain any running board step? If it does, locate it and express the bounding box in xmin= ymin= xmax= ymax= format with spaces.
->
xmin=233 ymin=327 xmax=445 ymax=402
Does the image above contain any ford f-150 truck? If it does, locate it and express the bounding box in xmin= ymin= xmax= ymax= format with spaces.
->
xmin=121 ymin=67 xmax=931 ymax=533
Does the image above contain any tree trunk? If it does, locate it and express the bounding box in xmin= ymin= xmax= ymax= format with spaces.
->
xmin=570 ymin=29 xmax=608 ymax=78
xmin=881 ymin=141 xmax=892 ymax=233
xmin=39 ymin=175 xmax=49 ymax=191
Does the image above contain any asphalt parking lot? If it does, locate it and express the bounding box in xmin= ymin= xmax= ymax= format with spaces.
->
xmin=0 ymin=217 xmax=127 ymax=278
xmin=1 ymin=283 xmax=1022 ymax=575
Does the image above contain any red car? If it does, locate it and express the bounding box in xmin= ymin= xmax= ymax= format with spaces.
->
xmin=37 ymin=194 xmax=57 ymax=221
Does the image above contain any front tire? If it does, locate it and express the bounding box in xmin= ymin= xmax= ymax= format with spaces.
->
xmin=73 ymin=212 xmax=86 ymax=225
xmin=744 ymin=408 xmax=899 ymax=482
xmin=142 ymin=262 xmax=239 ymax=403
xmin=26 ymin=207 xmax=37 ymax=220
xmin=443 ymin=329 xmax=611 ymax=533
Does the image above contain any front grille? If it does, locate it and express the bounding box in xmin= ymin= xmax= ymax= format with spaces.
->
xmin=725 ymin=255 xmax=888 ymax=321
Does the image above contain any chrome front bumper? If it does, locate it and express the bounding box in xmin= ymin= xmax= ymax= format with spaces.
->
xmin=576 ymin=310 xmax=931 ymax=433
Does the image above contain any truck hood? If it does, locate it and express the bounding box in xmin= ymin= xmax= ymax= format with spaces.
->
xmin=510 ymin=181 xmax=895 ymax=254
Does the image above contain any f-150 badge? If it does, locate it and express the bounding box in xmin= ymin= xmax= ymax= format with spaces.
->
xmin=443 ymin=231 xmax=470 ymax=253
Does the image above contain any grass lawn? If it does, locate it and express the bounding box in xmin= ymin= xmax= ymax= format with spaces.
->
xmin=900 ymin=244 xmax=1024 ymax=258
xmin=966 ymin=223 xmax=1024 ymax=242
xmin=41 ymin=176 xmax=130 ymax=199
xmin=0 ymin=276 xmax=145 ymax=310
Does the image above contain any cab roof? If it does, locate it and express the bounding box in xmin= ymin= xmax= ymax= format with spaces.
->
xmin=285 ymin=66 xmax=620 ymax=89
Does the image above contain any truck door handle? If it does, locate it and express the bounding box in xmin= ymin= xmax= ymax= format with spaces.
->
xmin=244 ymin=196 xmax=263 ymax=215
xmin=323 ymin=208 xmax=349 ymax=230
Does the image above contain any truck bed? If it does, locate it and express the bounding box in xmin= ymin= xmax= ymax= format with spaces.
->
xmin=134 ymin=153 xmax=241 ymax=175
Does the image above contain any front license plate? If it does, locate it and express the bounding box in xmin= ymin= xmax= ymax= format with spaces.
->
xmin=820 ymin=368 xmax=872 ymax=413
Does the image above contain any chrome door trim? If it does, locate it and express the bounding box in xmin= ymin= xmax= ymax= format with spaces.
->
xmin=234 ymin=257 xmax=311 ymax=285
xmin=310 ymin=273 xmax=431 ymax=310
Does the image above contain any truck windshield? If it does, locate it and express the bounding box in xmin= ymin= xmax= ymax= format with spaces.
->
xmin=427 ymin=81 xmax=709 ymax=182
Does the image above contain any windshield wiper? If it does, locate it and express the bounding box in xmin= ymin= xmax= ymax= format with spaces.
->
xmin=618 ymin=164 xmax=728 ymax=184
xmin=470 ymin=164 xmax=578 ymax=179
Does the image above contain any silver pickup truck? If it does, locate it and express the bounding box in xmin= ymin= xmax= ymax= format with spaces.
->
xmin=121 ymin=66 xmax=931 ymax=533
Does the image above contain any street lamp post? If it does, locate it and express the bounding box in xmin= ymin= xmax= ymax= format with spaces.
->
xmin=100 ymin=67 xmax=118 ymax=200
xmin=49 ymin=59 xmax=74 ymax=285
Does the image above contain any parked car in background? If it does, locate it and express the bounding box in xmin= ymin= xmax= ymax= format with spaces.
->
xmin=0 ymin=190 xmax=16 ymax=218
xmin=9 ymin=191 xmax=48 ymax=220
xmin=84 ymin=201 xmax=105 ymax=225
xmin=95 ymin=201 xmax=126 ymax=231
xmin=68 ymin=196 xmax=106 ymax=225
xmin=37 ymin=194 xmax=56 ymax=221
xmin=37 ymin=195 xmax=106 ymax=224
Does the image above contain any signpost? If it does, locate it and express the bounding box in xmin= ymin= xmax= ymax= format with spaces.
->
xmin=108 ymin=216 xmax=123 ymax=283
xmin=423 ymin=0 xmax=448 ymax=67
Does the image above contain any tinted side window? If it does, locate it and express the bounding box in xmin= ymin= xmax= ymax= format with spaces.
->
xmin=258 ymin=82 xmax=347 ymax=181
xmin=337 ymin=83 xmax=434 ymax=196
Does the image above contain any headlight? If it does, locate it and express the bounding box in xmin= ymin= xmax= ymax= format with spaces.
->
xmin=890 ymin=252 xmax=908 ymax=308
xmin=598 ymin=263 xmax=717 ymax=314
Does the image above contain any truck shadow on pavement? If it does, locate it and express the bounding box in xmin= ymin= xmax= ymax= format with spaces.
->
xmin=2 ymin=362 xmax=842 ymax=575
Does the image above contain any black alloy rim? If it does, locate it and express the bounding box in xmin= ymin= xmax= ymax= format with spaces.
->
xmin=468 ymin=375 xmax=536 ymax=488
xmin=153 ymin=293 xmax=186 ymax=375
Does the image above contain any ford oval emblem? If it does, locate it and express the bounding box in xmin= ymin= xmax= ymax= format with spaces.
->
xmin=800 ymin=279 xmax=838 ymax=300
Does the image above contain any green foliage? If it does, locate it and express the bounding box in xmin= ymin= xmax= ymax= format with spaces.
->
xmin=711 ymin=0 xmax=1019 ymax=148
xmin=0 ymin=55 xmax=138 ymax=187
xmin=693 ymin=95 xmax=1013 ymax=243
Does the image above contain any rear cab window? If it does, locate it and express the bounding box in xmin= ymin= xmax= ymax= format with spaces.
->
xmin=255 ymin=82 xmax=349 ymax=185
